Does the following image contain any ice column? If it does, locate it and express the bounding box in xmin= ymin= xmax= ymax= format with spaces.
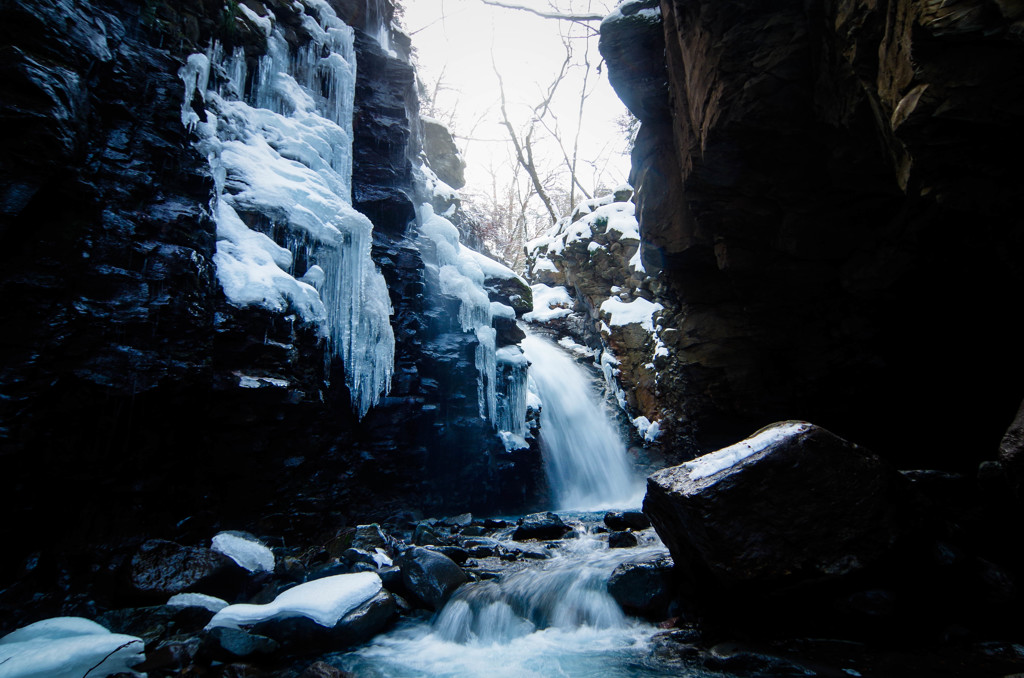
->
xmin=180 ymin=1 xmax=394 ymax=418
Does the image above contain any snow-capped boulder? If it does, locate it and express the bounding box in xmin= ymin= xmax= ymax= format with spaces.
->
xmin=211 ymin=531 xmax=275 ymax=574
xmin=644 ymin=422 xmax=915 ymax=593
xmin=0 ymin=617 xmax=146 ymax=678
xmin=203 ymin=571 xmax=395 ymax=651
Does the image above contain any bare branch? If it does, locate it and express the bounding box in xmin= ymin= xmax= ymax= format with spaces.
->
xmin=493 ymin=53 xmax=560 ymax=224
xmin=479 ymin=0 xmax=604 ymax=21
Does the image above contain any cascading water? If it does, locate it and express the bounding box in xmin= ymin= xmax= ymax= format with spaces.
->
xmin=332 ymin=338 xmax=663 ymax=677
xmin=337 ymin=524 xmax=678 ymax=678
xmin=521 ymin=333 xmax=644 ymax=510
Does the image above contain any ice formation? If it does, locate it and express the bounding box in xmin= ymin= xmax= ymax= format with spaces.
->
xmin=207 ymin=571 xmax=382 ymax=629
xmin=211 ymin=531 xmax=275 ymax=573
xmin=0 ymin=617 xmax=146 ymax=678
xmin=179 ymin=0 xmax=394 ymax=418
xmin=418 ymin=202 xmax=530 ymax=437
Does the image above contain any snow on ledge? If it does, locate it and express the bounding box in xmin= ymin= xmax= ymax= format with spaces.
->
xmin=682 ymin=422 xmax=811 ymax=480
xmin=0 ymin=617 xmax=146 ymax=678
xmin=600 ymin=296 xmax=663 ymax=331
xmin=206 ymin=571 xmax=382 ymax=630
xmin=524 ymin=283 xmax=573 ymax=323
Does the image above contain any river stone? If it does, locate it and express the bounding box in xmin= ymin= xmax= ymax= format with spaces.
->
xmin=204 ymin=626 xmax=280 ymax=659
xmin=351 ymin=524 xmax=390 ymax=552
xmin=608 ymin=531 xmax=639 ymax=549
xmin=127 ymin=539 xmax=237 ymax=598
xmin=250 ymin=590 xmax=397 ymax=651
xmin=644 ymin=421 xmax=913 ymax=592
xmin=513 ymin=512 xmax=571 ymax=541
xmin=605 ymin=511 xmax=651 ymax=531
xmin=397 ymin=546 xmax=468 ymax=610
xmin=607 ymin=553 xmax=676 ymax=620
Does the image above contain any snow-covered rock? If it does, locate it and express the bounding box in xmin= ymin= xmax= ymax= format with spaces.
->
xmin=0 ymin=617 xmax=146 ymax=678
xmin=211 ymin=531 xmax=275 ymax=573
xmin=644 ymin=422 xmax=914 ymax=592
xmin=206 ymin=571 xmax=382 ymax=630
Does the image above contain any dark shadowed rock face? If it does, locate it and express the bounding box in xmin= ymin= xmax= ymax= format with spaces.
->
xmin=0 ymin=0 xmax=544 ymax=597
xmin=601 ymin=0 xmax=1024 ymax=467
xmin=421 ymin=117 xmax=466 ymax=190
xmin=643 ymin=422 xmax=914 ymax=591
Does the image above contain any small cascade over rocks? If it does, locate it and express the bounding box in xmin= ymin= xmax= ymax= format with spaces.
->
xmin=339 ymin=521 xmax=675 ymax=678
xmin=178 ymin=0 xmax=395 ymax=418
xmin=522 ymin=334 xmax=644 ymax=510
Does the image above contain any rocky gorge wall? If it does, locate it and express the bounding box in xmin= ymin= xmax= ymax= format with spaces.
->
xmin=0 ymin=0 xmax=543 ymax=595
xmin=599 ymin=0 xmax=1024 ymax=471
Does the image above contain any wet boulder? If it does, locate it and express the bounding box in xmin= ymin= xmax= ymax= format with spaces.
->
xmin=644 ymin=422 xmax=914 ymax=593
xmin=397 ymin=546 xmax=468 ymax=610
xmin=604 ymin=511 xmax=651 ymax=531
xmin=513 ymin=512 xmax=571 ymax=541
xmin=204 ymin=572 xmax=395 ymax=654
xmin=250 ymin=590 xmax=397 ymax=652
xmin=127 ymin=539 xmax=239 ymax=599
xmin=607 ymin=553 xmax=676 ymax=620
xmin=607 ymin=531 xmax=638 ymax=549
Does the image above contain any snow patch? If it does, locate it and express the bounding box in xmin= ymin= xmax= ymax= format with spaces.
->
xmin=524 ymin=283 xmax=573 ymax=323
xmin=167 ymin=593 xmax=229 ymax=613
xmin=0 ymin=617 xmax=146 ymax=678
xmin=212 ymin=531 xmax=275 ymax=573
xmin=600 ymin=296 xmax=663 ymax=331
xmin=207 ymin=572 xmax=382 ymax=629
xmin=683 ymin=422 xmax=811 ymax=480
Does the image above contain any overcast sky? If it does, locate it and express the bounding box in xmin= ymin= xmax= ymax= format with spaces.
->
xmin=400 ymin=1 xmax=631 ymax=201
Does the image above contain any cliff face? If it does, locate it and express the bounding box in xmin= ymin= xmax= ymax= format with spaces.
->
xmin=601 ymin=0 xmax=1024 ymax=466
xmin=0 ymin=0 xmax=543 ymax=578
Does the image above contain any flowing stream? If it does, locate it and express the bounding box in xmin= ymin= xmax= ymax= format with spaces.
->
xmin=336 ymin=338 xmax=679 ymax=677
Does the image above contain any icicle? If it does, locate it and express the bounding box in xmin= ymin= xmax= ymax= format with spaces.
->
xmin=179 ymin=1 xmax=394 ymax=418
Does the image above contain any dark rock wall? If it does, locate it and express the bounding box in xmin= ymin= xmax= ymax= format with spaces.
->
xmin=601 ymin=0 xmax=1024 ymax=466
xmin=0 ymin=0 xmax=543 ymax=588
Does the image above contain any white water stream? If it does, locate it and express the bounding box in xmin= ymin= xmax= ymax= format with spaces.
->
xmin=336 ymin=524 xmax=681 ymax=678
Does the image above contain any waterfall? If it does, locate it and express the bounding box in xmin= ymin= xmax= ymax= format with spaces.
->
xmin=521 ymin=334 xmax=644 ymax=510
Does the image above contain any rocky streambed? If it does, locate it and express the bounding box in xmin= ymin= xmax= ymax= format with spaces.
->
xmin=3 ymin=495 xmax=1023 ymax=677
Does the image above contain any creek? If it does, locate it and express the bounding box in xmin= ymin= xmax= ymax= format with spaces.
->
xmin=334 ymin=335 xmax=679 ymax=677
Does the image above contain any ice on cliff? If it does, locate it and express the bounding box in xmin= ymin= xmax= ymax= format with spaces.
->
xmin=179 ymin=0 xmax=394 ymax=418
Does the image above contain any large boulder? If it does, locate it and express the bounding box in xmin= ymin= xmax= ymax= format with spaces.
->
xmin=397 ymin=547 xmax=467 ymax=610
xmin=644 ymin=421 xmax=914 ymax=593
